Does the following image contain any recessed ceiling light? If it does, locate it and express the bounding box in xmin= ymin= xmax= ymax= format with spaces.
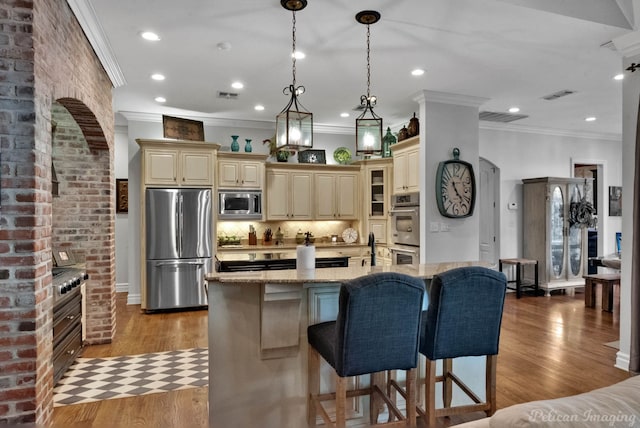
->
xmin=340 ymin=112 xmax=350 ymax=118
xmin=154 ymin=96 xmax=166 ymax=103
xmin=411 ymin=69 xmax=425 ymax=76
xmin=231 ymin=81 xmax=244 ymax=89
xmin=151 ymin=73 xmax=165 ymax=81
xmin=293 ymin=51 xmax=305 ymax=60
xmin=141 ymin=31 xmax=160 ymax=41
xmin=254 ymin=105 xmax=265 ymax=111
xmin=217 ymin=41 xmax=232 ymax=51
xmin=508 ymin=107 xmax=520 ymax=113
xmin=614 ymin=73 xmax=624 ymax=81
xmin=585 ymin=116 xmax=596 ymax=122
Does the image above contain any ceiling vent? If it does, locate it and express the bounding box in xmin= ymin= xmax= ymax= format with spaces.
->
xmin=542 ymin=89 xmax=576 ymax=101
xmin=479 ymin=111 xmax=528 ymax=123
xmin=217 ymin=91 xmax=239 ymax=100
xmin=600 ymin=40 xmax=617 ymax=51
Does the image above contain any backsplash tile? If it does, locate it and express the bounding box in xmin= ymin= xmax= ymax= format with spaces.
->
xmin=216 ymin=220 xmax=358 ymax=244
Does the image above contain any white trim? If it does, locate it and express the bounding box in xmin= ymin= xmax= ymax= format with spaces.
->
xmin=117 ymin=111 xmax=355 ymax=135
xmin=127 ymin=292 xmax=141 ymax=305
xmin=66 ymin=0 xmax=126 ymax=87
xmin=613 ymin=30 xmax=640 ymax=56
xmin=115 ymin=282 xmax=128 ymax=293
xmin=480 ymin=121 xmax=622 ymax=141
xmin=615 ymin=350 xmax=630 ymax=371
xmin=413 ymin=90 xmax=489 ymax=108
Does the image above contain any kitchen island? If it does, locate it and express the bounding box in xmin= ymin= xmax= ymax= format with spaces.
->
xmin=206 ymin=262 xmax=489 ymax=427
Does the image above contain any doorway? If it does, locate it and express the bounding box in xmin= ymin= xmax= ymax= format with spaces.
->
xmin=479 ymin=158 xmax=500 ymax=266
xmin=572 ymin=160 xmax=605 ymax=260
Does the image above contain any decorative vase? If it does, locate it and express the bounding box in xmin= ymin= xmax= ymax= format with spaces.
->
xmin=382 ymin=127 xmax=396 ymax=158
xmin=398 ymin=125 xmax=409 ymax=142
xmin=408 ymin=112 xmax=419 ymax=137
xmin=244 ymin=139 xmax=252 ymax=152
xmin=230 ymin=135 xmax=240 ymax=152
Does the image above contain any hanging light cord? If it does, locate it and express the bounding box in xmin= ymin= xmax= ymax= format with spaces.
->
xmin=284 ymin=10 xmax=305 ymax=98
xmin=361 ymin=23 xmax=376 ymax=108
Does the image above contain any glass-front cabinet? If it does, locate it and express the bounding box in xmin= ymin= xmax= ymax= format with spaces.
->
xmin=354 ymin=158 xmax=392 ymax=244
xmin=523 ymin=177 xmax=592 ymax=295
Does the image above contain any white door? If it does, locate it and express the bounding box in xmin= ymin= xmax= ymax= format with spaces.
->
xmin=479 ymin=158 xmax=499 ymax=266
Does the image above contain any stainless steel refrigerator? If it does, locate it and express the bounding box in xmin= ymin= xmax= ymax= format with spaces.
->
xmin=145 ymin=188 xmax=212 ymax=310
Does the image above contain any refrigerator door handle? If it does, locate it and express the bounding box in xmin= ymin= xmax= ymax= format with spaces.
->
xmin=155 ymin=261 xmax=206 ymax=267
xmin=178 ymin=194 xmax=184 ymax=256
xmin=203 ymin=281 xmax=209 ymax=304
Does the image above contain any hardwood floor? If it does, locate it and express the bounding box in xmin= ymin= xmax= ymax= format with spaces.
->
xmin=52 ymin=290 xmax=628 ymax=428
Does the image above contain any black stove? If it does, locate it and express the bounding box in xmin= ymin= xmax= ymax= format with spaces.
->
xmin=52 ymin=267 xmax=87 ymax=305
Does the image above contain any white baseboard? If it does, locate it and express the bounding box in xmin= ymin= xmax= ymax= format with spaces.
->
xmin=115 ymin=282 xmax=128 ymax=293
xmin=615 ymin=350 xmax=630 ymax=371
xmin=127 ymin=293 xmax=141 ymax=305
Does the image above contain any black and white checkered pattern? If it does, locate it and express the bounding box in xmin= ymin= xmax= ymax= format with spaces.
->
xmin=53 ymin=348 xmax=208 ymax=406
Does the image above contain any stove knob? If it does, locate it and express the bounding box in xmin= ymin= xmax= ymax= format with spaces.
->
xmin=65 ymin=281 xmax=73 ymax=292
xmin=72 ymin=278 xmax=80 ymax=287
xmin=83 ymin=273 xmax=89 ymax=280
xmin=60 ymin=283 xmax=68 ymax=294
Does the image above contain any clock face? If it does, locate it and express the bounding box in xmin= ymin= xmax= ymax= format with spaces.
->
xmin=342 ymin=228 xmax=358 ymax=244
xmin=436 ymin=160 xmax=476 ymax=218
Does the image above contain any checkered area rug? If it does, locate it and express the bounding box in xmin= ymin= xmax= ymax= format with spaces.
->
xmin=53 ymin=348 xmax=208 ymax=407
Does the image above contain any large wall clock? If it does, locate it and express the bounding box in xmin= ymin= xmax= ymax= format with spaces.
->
xmin=435 ymin=148 xmax=476 ymax=218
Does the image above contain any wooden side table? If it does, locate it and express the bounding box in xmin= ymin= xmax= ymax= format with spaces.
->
xmin=583 ymin=274 xmax=620 ymax=312
xmin=499 ymin=258 xmax=539 ymax=299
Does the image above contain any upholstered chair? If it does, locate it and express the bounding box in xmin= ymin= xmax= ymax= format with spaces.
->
xmin=418 ymin=266 xmax=507 ymax=427
xmin=307 ymin=272 xmax=426 ymax=428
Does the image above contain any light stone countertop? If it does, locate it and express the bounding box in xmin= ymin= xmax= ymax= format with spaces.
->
xmin=205 ymin=261 xmax=488 ymax=284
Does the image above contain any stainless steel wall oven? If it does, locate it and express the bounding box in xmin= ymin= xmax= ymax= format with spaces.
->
xmin=390 ymin=192 xmax=420 ymax=265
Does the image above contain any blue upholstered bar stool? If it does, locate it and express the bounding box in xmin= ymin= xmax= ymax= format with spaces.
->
xmin=418 ymin=266 xmax=507 ymax=427
xmin=307 ymin=272 xmax=425 ymax=428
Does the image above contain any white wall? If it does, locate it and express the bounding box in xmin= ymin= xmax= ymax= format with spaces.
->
xmin=114 ymin=126 xmax=129 ymax=293
xmin=479 ymin=126 xmax=622 ymax=259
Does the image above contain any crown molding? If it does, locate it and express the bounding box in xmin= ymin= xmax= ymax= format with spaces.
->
xmin=479 ymin=121 xmax=622 ymax=142
xmin=66 ymin=0 xmax=126 ymax=87
xmin=413 ymin=90 xmax=489 ymax=108
xmin=613 ymin=30 xmax=640 ymax=57
xmin=117 ymin=111 xmax=355 ymax=135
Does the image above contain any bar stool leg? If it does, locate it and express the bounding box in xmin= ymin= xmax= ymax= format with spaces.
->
xmin=515 ymin=262 xmax=522 ymax=299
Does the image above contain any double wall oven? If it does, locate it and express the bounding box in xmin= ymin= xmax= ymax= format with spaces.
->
xmin=389 ymin=192 xmax=420 ymax=265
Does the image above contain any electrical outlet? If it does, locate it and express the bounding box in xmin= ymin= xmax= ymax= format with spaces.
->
xmin=440 ymin=222 xmax=450 ymax=232
xmin=430 ymin=222 xmax=440 ymax=232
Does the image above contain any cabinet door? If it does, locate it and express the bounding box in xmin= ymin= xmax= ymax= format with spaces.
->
xmin=549 ymin=185 xmax=566 ymax=281
xmin=369 ymin=220 xmax=387 ymax=244
xmin=393 ymin=152 xmax=408 ymax=193
xmin=405 ymin=147 xmax=420 ymax=193
xmin=145 ymin=149 xmax=178 ymax=185
xmin=314 ymin=174 xmax=336 ymax=220
xmin=181 ymin=151 xmax=213 ymax=186
xmin=290 ymin=172 xmax=313 ymax=219
xmin=368 ymin=167 xmax=387 ymax=218
xmin=218 ymin=161 xmax=240 ymax=188
xmin=266 ymin=170 xmax=289 ymax=220
xmin=566 ymin=183 xmax=584 ymax=280
xmin=336 ymin=173 xmax=358 ymax=219
xmin=240 ymin=162 xmax=262 ymax=188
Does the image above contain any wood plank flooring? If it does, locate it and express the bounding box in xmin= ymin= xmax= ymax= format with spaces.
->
xmin=52 ymin=290 xmax=628 ymax=428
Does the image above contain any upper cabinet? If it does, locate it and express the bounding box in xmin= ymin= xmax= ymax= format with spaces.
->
xmin=217 ymin=153 xmax=268 ymax=189
xmin=266 ymin=165 xmax=313 ymax=220
xmin=354 ymin=158 xmax=392 ymax=244
xmin=137 ymin=139 xmax=220 ymax=187
xmin=314 ymin=171 xmax=359 ymax=220
xmin=390 ymin=136 xmax=419 ymax=194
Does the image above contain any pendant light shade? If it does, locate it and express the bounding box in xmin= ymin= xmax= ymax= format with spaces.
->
xmin=355 ymin=10 xmax=382 ymax=156
xmin=276 ymin=0 xmax=313 ymax=151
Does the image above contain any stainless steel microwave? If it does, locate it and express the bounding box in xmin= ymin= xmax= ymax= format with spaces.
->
xmin=218 ymin=190 xmax=262 ymax=220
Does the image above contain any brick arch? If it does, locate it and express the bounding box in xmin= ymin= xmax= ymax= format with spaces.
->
xmin=56 ymin=97 xmax=110 ymax=151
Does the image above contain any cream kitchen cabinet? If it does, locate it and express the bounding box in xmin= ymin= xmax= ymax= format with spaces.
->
xmin=354 ymin=158 xmax=392 ymax=244
xmin=265 ymin=166 xmax=313 ymax=220
xmin=217 ymin=153 xmax=267 ymax=189
xmin=137 ymin=139 xmax=219 ymax=187
xmin=390 ymin=136 xmax=419 ymax=194
xmin=314 ymin=171 xmax=359 ymax=220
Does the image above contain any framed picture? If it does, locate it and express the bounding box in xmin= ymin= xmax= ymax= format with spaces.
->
xmin=162 ymin=115 xmax=205 ymax=141
xmin=116 ymin=179 xmax=128 ymax=213
xmin=53 ymin=248 xmax=75 ymax=267
xmin=298 ymin=149 xmax=326 ymax=164
xmin=608 ymin=186 xmax=622 ymax=217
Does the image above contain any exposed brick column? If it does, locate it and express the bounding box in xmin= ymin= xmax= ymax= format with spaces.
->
xmin=0 ymin=0 xmax=115 ymax=424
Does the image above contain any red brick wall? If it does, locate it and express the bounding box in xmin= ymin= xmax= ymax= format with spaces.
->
xmin=0 ymin=0 xmax=115 ymax=424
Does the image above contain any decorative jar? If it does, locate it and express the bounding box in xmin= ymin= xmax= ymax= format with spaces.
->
xmin=230 ymin=135 xmax=240 ymax=152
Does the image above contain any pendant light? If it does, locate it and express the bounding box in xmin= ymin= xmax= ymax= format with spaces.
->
xmin=355 ymin=10 xmax=382 ymax=156
xmin=276 ymin=0 xmax=313 ymax=151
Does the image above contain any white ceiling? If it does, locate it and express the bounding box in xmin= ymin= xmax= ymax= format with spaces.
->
xmin=85 ymin=0 xmax=637 ymax=137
